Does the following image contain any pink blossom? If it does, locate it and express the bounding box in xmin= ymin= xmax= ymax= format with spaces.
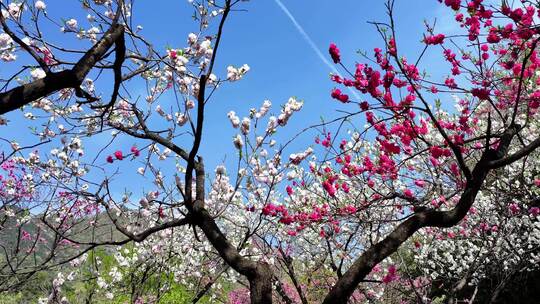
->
xmin=331 ymin=88 xmax=349 ymax=103
xmin=508 ymin=203 xmax=521 ymax=215
xmin=329 ymin=43 xmax=341 ymax=64
xmin=403 ymin=189 xmax=414 ymax=198
xmin=444 ymin=0 xmax=461 ymax=10
xmin=114 ymin=150 xmax=123 ymax=160
xmin=21 ymin=230 xmax=32 ymax=241
xmin=424 ymin=34 xmax=445 ymax=45
xmin=382 ymin=265 xmax=398 ymax=283
xmin=471 ymin=87 xmax=490 ymax=100
xmin=131 ymin=146 xmax=140 ymax=157
xmin=414 ymin=180 xmax=426 ymax=188
xmin=529 ymin=207 xmax=540 ymax=217
xmin=286 ymin=185 xmax=293 ymax=196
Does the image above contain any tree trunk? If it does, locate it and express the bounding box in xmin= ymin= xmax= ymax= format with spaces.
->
xmin=249 ymin=264 xmax=273 ymax=304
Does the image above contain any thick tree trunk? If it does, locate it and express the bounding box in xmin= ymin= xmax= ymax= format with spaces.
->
xmin=249 ymin=264 xmax=273 ymax=304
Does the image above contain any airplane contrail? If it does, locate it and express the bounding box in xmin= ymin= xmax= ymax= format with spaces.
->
xmin=273 ymin=0 xmax=361 ymax=100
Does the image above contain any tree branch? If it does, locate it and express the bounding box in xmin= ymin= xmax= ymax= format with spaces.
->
xmin=0 ymin=22 xmax=125 ymax=115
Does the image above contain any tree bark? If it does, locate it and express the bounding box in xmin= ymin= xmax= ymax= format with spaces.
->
xmin=249 ymin=264 xmax=273 ymax=304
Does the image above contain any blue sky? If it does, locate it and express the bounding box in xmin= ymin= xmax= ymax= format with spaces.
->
xmin=1 ymin=0 xmax=454 ymax=199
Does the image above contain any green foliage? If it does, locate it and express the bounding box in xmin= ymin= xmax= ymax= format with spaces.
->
xmin=0 ymin=292 xmax=23 ymax=304
xmin=0 ymin=270 xmax=53 ymax=304
xmin=431 ymin=295 xmax=447 ymax=304
xmin=159 ymin=284 xmax=202 ymax=304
